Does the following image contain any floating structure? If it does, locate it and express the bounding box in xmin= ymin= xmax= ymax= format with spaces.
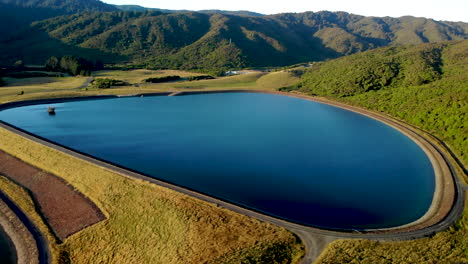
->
xmin=47 ymin=106 xmax=55 ymax=115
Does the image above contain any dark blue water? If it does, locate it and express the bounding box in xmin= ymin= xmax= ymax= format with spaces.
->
xmin=0 ymin=93 xmax=435 ymax=229
xmin=0 ymin=227 xmax=16 ymax=264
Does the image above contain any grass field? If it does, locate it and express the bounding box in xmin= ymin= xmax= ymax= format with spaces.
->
xmin=0 ymin=70 xmax=301 ymax=104
xmin=0 ymin=77 xmax=89 ymax=97
xmin=256 ymin=71 xmax=302 ymax=90
xmin=316 ymin=193 xmax=468 ymax=264
xmin=93 ymin=69 xmax=206 ymax=84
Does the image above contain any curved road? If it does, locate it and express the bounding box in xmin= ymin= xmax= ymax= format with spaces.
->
xmin=0 ymin=191 xmax=50 ymax=264
xmin=0 ymin=90 xmax=465 ymax=264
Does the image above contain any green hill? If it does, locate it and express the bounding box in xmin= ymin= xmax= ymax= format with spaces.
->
xmin=297 ymin=40 xmax=468 ymax=166
xmin=0 ymin=0 xmax=116 ymax=12
xmin=1 ymin=10 xmax=466 ymax=69
xmin=114 ymin=5 xmax=264 ymax=17
xmin=0 ymin=0 xmax=117 ymax=41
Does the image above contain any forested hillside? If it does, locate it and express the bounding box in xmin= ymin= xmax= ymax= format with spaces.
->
xmin=0 ymin=0 xmax=117 ymax=41
xmin=1 ymin=11 xmax=466 ymax=69
xmin=297 ymin=40 xmax=468 ymax=165
xmin=114 ymin=5 xmax=264 ymax=17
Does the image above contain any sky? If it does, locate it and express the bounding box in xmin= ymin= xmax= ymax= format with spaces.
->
xmin=102 ymin=0 xmax=468 ymax=22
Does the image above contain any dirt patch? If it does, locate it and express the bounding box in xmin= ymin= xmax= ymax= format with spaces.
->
xmin=0 ymin=150 xmax=105 ymax=241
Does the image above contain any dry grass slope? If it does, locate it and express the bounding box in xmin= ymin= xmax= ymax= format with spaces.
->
xmin=93 ymin=69 xmax=204 ymax=84
xmin=316 ymin=194 xmax=468 ymax=264
xmin=256 ymin=71 xmax=301 ymax=90
xmin=0 ymin=77 xmax=88 ymax=98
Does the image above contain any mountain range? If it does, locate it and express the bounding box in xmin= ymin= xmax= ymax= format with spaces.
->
xmin=114 ymin=5 xmax=264 ymax=17
xmin=0 ymin=0 xmax=467 ymax=69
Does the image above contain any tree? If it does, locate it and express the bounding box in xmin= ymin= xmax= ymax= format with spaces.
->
xmin=56 ymin=56 xmax=94 ymax=76
xmin=45 ymin=56 xmax=60 ymax=71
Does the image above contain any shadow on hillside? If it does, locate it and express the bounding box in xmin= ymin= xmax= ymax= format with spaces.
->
xmin=0 ymin=27 xmax=127 ymax=65
xmin=223 ymin=15 xmax=344 ymax=66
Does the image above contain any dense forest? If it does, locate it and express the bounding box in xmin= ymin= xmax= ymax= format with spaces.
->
xmin=0 ymin=0 xmax=117 ymax=41
xmin=0 ymin=9 xmax=466 ymax=71
xmin=45 ymin=56 xmax=103 ymax=75
xmin=114 ymin=5 xmax=264 ymax=17
xmin=296 ymin=40 xmax=468 ymax=166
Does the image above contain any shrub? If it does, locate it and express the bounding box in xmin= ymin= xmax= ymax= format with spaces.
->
xmin=144 ymin=76 xmax=181 ymax=83
xmin=45 ymin=56 xmax=104 ymax=76
xmin=187 ymin=75 xmax=215 ymax=81
xmin=91 ymin=78 xmax=126 ymax=89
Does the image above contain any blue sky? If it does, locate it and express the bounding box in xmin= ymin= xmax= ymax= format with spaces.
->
xmin=102 ymin=0 xmax=468 ymax=22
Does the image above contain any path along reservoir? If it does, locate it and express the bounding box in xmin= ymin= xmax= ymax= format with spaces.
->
xmin=0 ymin=93 xmax=435 ymax=230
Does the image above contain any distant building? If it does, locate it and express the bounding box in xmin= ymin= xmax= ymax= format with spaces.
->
xmin=225 ymin=70 xmax=253 ymax=76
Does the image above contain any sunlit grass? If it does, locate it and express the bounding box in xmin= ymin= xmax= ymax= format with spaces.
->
xmin=0 ymin=77 xmax=88 ymax=98
xmin=93 ymin=69 xmax=206 ymax=84
xmin=256 ymin=71 xmax=301 ymax=90
xmin=316 ymin=193 xmax=468 ymax=264
xmin=173 ymin=72 xmax=266 ymax=89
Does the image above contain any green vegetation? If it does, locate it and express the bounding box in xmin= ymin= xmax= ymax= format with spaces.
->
xmin=144 ymin=75 xmax=181 ymax=83
xmin=0 ymin=0 xmax=116 ymax=13
xmin=299 ymin=40 xmax=468 ymax=166
xmin=93 ymin=69 xmax=203 ymax=84
xmin=256 ymin=70 xmax=303 ymax=90
xmin=173 ymin=72 xmax=265 ymax=89
xmin=0 ymin=76 xmax=89 ymax=98
xmin=46 ymin=56 xmax=103 ymax=76
xmin=114 ymin=5 xmax=264 ymax=17
xmin=0 ymin=128 xmax=304 ymax=264
xmin=296 ymin=40 xmax=468 ymax=263
xmin=0 ymin=38 xmax=466 ymax=263
xmin=187 ymin=75 xmax=215 ymax=81
xmin=1 ymin=10 xmax=466 ymax=69
xmin=0 ymin=0 xmax=117 ymax=41
xmin=91 ymin=78 xmax=125 ymax=89
xmin=209 ymin=239 xmax=304 ymax=264
xmin=3 ymin=72 xmax=63 ymax=78
xmin=316 ymin=193 xmax=468 ymax=264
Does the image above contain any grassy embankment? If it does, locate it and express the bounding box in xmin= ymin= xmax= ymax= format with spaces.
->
xmin=296 ymin=40 xmax=468 ymax=264
xmin=0 ymin=76 xmax=89 ymax=98
xmin=0 ymin=69 xmax=304 ymax=264
xmin=316 ymin=198 xmax=467 ymax=263
xmin=0 ymin=69 xmax=302 ymax=104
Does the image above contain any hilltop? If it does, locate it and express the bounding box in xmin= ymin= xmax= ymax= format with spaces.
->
xmin=0 ymin=0 xmax=117 ymax=40
xmin=0 ymin=10 xmax=466 ymax=69
xmin=114 ymin=5 xmax=264 ymax=17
